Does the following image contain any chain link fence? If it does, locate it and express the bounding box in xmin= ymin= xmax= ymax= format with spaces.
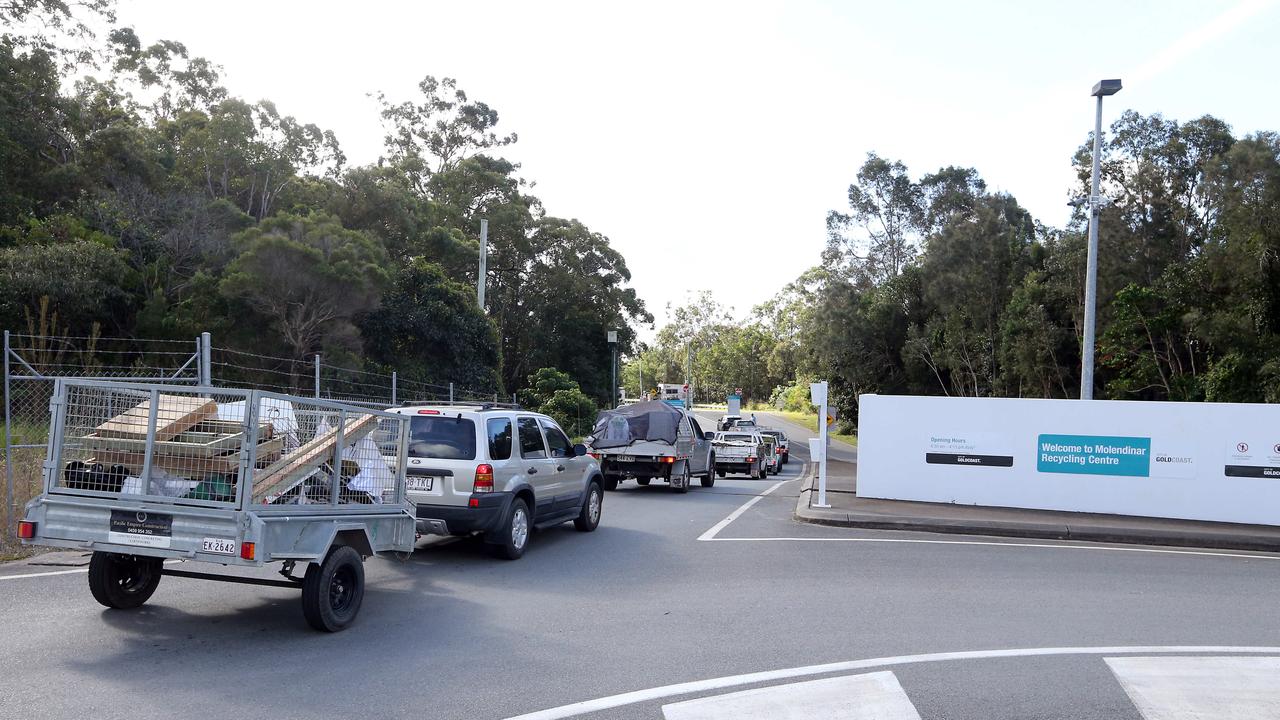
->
xmin=2 ymin=330 xmax=497 ymax=548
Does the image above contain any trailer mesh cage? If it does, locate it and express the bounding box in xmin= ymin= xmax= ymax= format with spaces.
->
xmin=48 ymin=381 xmax=409 ymax=509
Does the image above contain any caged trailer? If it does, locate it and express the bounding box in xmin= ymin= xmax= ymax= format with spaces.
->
xmin=16 ymin=380 xmax=416 ymax=632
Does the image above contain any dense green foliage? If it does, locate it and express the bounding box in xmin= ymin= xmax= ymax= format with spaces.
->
xmin=517 ymin=367 xmax=597 ymax=438
xmin=0 ymin=1 xmax=647 ymax=400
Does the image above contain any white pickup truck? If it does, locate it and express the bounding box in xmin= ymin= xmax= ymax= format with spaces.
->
xmin=712 ymin=431 xmax=767 ymax=479
xmin=589 ymin=400 xmax=716 ymax=492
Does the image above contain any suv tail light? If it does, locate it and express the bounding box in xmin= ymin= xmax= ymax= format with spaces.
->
xmin=473 ymin=464 xmax=494 ymax=493
xmin=747 ymin=456 xmax=756 ymax=462
xmin=17 ymin=520 xmax=36 ymax=539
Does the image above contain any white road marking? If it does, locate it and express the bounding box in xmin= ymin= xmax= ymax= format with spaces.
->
xmin=1107 ymin=656 xmax=1280 ymax=719
xmin=702 ymin=535 xmax=1280 ymax=561
xmin=0 ymin=567 xmax=92 ymax=581
xmin=503 ymin=646 xmax=1280 ymax=720
xmin=697 ymin=476 xmax=793 ymax=542
xmin=0 ymin=558 xmax=184 ymax=582
xmin=662 ymin=671 xmax=921 ymax=720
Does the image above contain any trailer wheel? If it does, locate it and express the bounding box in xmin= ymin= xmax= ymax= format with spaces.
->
xmin=302 ymin=545 xmax=365 ymax=632
xmin=636 ymin=477 xmax=650 ymax=486
xmin=88 ymin=552 xmax=161 ymax=609
xmin=716 ymin=469 xmax=726 ymax=477
xmin=603 ymin=476 xmax=618 ymax=491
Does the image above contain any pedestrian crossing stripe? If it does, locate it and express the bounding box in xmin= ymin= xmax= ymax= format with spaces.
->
xmin=663 ymin=671 xmax=921 ymax=720
xmin=1107 ymin=656 xmax=1280 ymax=719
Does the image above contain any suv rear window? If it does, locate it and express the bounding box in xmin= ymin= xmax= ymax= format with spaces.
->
xmin=518 ymin=417 xmax=547 ymax=459
xmin=409 ymin=416 xmax=476 ymax=460
xmin=487 ymin=418 xmax=513 ymax=460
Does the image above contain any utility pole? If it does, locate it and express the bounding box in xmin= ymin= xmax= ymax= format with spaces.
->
xmin=607 ymin=330 xmax=618 ymax=409
xmin=686 ymin=345 xmax=692 ymax=406
xmin=477 ymin=219 xmax=489 ymax=310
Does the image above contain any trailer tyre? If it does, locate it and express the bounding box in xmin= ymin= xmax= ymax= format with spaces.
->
xmin=603 ymin=476 xmax=618 ymax=491
xmin=636 ymin=477 xmax=650 ymax=486
xmin=302 ymin=545 xmax=365 ymax=632
xmin=88 ymin=552 xmax=161 ymax=609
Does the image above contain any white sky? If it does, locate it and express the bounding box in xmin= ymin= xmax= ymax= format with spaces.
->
xmin=117 ymin=0 xmax=1279 ymax=332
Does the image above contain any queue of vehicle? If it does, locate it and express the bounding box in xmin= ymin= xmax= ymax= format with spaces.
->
xmin=17 ymin=382 xmax=790 ymax=633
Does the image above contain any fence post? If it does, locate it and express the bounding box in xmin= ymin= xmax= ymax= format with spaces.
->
xmin=314 ymin=354 xmax=321 ymax=399
xmin=3 ymin=330 xmax=12 ymax=534
xmin=449 ymin=382 xmax=454 ymax=402
xmin=200 ymin=332 xmax=212 ymax=386
xmin=391 ymin=371 xmax=398 ymax=406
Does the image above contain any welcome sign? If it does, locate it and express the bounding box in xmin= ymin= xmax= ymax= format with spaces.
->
xmin=856 ymin=394 xmax=1280 ymax=526
xmin=1037 ymin=434 xmax=1151 ymax=476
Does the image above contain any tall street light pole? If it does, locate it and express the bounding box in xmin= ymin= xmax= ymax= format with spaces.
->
xmin=607 ymin=330 xmax=618 ymax=409
xmin=1080 ymin=78 xmax=1122 ymax=400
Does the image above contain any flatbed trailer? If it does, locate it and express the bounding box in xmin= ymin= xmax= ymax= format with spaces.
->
xmin=16 ymin=380 xmax=415 ymax=632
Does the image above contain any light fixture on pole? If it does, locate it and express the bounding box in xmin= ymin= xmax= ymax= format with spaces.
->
xmin=607 ymin=330 xmax=618 ymax=409
xmin=1080 ymin=78 xmax=1121 ymax=400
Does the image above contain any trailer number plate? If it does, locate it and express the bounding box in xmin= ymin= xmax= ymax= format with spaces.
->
xmin=202 ymin=538 xmax=236 ymax=555
xmin=407 ymin=476 xmax=435 ymax=491
xmin=616 ymin=455 xmax=635 ymax=462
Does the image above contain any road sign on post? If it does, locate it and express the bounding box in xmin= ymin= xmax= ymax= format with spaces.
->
xmin=810 ymin=381 xmax=831 ymax=508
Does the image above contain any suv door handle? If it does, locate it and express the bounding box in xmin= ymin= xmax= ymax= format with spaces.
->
xmin=527 ymin=467 xmax=538 ymax=474
xmin=557 ymin=465 xmax=565 ymax=471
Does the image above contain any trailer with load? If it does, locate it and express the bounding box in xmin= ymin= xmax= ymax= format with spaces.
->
xmin=588 ymin=400 xmax=715 ymax=492
xmin=16 ymin=380 xmax=415 ymax=632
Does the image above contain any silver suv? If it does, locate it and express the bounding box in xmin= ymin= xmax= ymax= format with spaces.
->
xmin=387 ymin=404 xmax=604 ymax=559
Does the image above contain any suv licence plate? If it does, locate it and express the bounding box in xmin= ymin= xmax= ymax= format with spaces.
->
xmin=407 ymin=476 xmax=435 ymax=491
xmin=616 ymin=455 xmax=635 ymax=462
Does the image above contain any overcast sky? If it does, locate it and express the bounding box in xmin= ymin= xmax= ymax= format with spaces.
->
xmin=117 ymin=0 xmax=1279 ymax=331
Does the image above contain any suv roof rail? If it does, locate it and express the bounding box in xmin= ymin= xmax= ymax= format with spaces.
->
xmin=398 ymin=400 xmax=523 ymax=411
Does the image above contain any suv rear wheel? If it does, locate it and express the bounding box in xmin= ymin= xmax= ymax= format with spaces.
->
xmin=491 ymin=497 xmax=531 ymax=560
xmin=574 ymin=482 xmax=602 ymax=531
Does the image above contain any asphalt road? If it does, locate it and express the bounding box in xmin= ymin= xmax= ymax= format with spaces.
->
xmin=3 ymin=435 xmax=1279 ymax=719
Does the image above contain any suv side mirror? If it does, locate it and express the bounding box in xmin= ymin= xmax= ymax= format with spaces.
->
xmin=704 ymin=431 xmax=716 ymax=440
xmin=573 ymin=443 xmax=588 ymax=457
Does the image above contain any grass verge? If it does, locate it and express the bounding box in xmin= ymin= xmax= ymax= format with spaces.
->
xmin=765 ymin=410 xmax=858 ymax=446
xmin=1 ymin=446 xmax=45 ymax=561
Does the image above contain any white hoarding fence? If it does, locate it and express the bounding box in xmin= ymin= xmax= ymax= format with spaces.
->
xmin=857 ymin=394 xmax=1280 ymax=526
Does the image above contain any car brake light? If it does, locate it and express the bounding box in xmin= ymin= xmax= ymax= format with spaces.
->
xmin=663 ymin=456 xmax=675 ymax=464
xmin=473 ymin=464 xmax=494 ymax=493
xmin=240 ymin=542 xmax=256 ymax=561
xmin=417 ymin=409 xmax=440 ymax=415
xmin=17 ymin=521 xmax=36 ymax=539
xmin=747 ymin=456 xmax=756 ymax=462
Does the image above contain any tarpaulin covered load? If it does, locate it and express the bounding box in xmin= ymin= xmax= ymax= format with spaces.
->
xmin=590 ymin=400 xmax=683 ymax=449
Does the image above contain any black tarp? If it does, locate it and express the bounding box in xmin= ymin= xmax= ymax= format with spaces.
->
xmin=589 ymin=400 xmax=683 ymax=449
